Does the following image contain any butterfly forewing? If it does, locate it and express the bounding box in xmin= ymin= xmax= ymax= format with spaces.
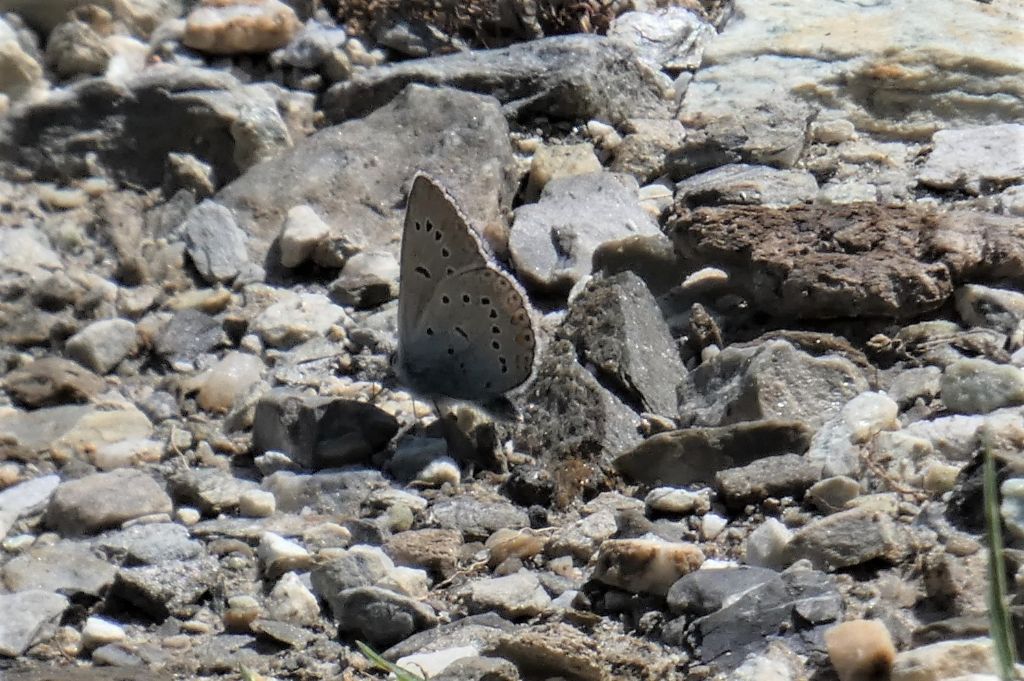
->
xmin=398 ymin=174 xmax=489 ymax=339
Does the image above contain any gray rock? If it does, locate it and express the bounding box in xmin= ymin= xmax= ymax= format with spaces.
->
xmin=111 ymin=556 xmax=220 ymax=620
xmin=384 ymin=528 xmax=463 ymax=578
xmin=382 ymin=612 xmax=515 ymax=660
xmin=429 ymin=497 xmax=529 ymax=543
xmin=168 ymin=467 xmax=258 ymax=516
xmin=671 ymin=95 xmax=812 ymax=177
xmin=273 ymin=21 xmax=347 ymax=70
xmin=329 ymin=250 xmax=400 ymax=309
xmin=616 ymin=422 xmax=812 ymax=487
xmin=713 ymin=452 xmax=822 ymax=509
xmin=683 ymin=340 xmax=869 ymax=430
xmin=3 ymin=357 xmax=105 ymax=407
xmin=262 ymin=469 xmax=387 ymax=515
xmin=509 ymin=173 xmax=661 ymax=295
xmin=46 ymin=469 xmax=173 ymax=536
xmin=252 ymin=390 xmax=399 ymax=470
xmin=591 ymin=233 xmax=685 ymax=297
xmin=941 ymin=358 xmax=1024 ymax=414
xmin=153 ymin=309 xmax=224 ymax=364
xmin=693 ymin=567 xmax=842 ymax=670
xmin=667 ymin=565 xmax=780 ymax=616
xmin=806 ymin=476 xmax=862 ymax=514
xmin=324 ymin=35 xmax=670 ymax=125
xmin=217 ymin=84 xmax=517 ymax=276
xmin=0 ymin=65 xmax=297 ymax=187
xmin=45 ymin=18 xmax=109 ymax=78
xmin=65 ymin=318 xmax=138 ymax=374
xmin=609 ymin=118 xmax=687 ymax=183
xmin=675 ymin=164 xmax=819 ymax=207
xmin=97 ymin=522 xmax=203 ymax=565
xmin=3 ymin=540 xmax=117 ymax=597
xmin=918 ymin=124 xmax=1024 ymax=194
xmin=0 ymin=403 xmax=150 ymax=459
xmin=388 ymin=436 xmax=454 ymax=484
xmin=432 ymin=656 xmax=521 ymax=681
xmin=804 ymin=391 xmax=899 ymax=478
xmin=310 ymin=545 xmax=395 ymax=597
xmin=607 ymin=7 xmax=713 ymax=73
xmin=886 ymin=366 xmax=942 ymax=409
xmin=0 ymin=474 xmax=59 ymax=539
xmin=182 ymin=200 xmax=250 ymax=284
xmin=0 ymin=590 xmax=69 ymax=657
xmin=955 ymin=284 xmax=1024 ymax=336
xmin=331 ymin=585 xmax=437 ymax=648
xmin=467 ymin=570 xmax=552 ymax=619
xmin=785 ymin=507 xmax=906 ymax=570
xmin=251 ymin=292 xmax=349 ymax=348
xmin=560 ymin=271 xmax=685 ymax=417
xmin=518 ymin=339 xmax=644 ymax=494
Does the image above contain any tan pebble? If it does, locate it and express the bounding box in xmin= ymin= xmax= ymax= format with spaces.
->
xmin=825 ymin=619 xmax=896 ymax=681
xmin=486 ymin=528 xmax=547 ymax=567
xmin=593 ymin=538 xmax=704 ymax=595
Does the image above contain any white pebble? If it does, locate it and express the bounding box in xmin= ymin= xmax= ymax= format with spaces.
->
xmin=239 ymin=489 xmax=276 ymax=518
xmin=81 ymin=616 xmax=126 ymax=649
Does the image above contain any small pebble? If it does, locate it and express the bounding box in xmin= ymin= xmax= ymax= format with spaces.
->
xmin=238 ymin=489 xmax=276 ymax=518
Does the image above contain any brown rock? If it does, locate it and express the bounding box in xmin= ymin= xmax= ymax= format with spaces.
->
xmin=668 ymin=203 xmax=952 ymax=319
xmin=384 ymin=528 xmax=463 ymax=578
xmin=825 ymin=619 xmax=896 ymax=681
xmin=4 ymin=357 xmax=105 ymax=407
xmin=592 ymin=538 xmax=704 ymax=596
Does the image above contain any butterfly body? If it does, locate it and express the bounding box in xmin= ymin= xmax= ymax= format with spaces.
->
xmin=395 ymin=174 xmax=537 ymax=404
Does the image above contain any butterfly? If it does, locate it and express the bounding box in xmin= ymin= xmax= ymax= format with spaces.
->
xmin=393 ymin=173 xmax=537 ymax=406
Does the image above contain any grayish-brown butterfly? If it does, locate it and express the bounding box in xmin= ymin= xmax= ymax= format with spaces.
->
xmin=394 ymin=174 xmax=536 ymax=406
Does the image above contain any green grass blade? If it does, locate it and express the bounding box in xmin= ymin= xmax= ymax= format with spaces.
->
xmin=984 ymin=443 xmax=1018 ymax=680
xmin=356 ymin=640 xmax=425 ymax=681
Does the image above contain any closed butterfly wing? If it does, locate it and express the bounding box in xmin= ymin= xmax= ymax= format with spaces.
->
xmin=398 ymin=174 xmax=489 ymax=343
xmin=400 ymin=267 xmax=536 ymax=401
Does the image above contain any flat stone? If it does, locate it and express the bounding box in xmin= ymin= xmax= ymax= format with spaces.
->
xmin=667 ymin=565 xmax=780 ymax=616
xmin=3 ymin=540 xmax=117 ymax=597
xmin=804 ymin=391 xmax=900 ymax=478
xmin=110 ymin=556 xmax=220 ymax=620
xmin=786 ymin=507 xmax=906 ymax=570
xmin=65 ymin=319 xmax=138 ymax=374
xmin=510 ymin=173 xmax=661 ymax=295
xmin=559 ymin=271 xmax=685 ymax=416
xmin=493 ymin=623 xmax=606 ymax=681
xmin=46 ymin=468 xmax=172 ymax=536
xmin=918 ymin=124 xmax=1024 ymax=194
xmin=324 ymin=35 xmax=670 ymax=126
xmin=262 ymin=468 xmax=386 ymax=515
xmin=168 ymin=466 xmax=259 ymax=515
xmin=0 ymin=590 xmax=69 ymax=657
xmin=429 ymin=497 xmax=529 ymax=543
xmin=0 ymin=64 xmax=299 ymax=189
xmin=0 ymin=474 xmax=60 ymax=539
xmin=675 ymin=164 xmax=819 ymax=208
xmin=608 ymin=7 xmax=712 ymax=73
xmin=955 ymin=284 xmax=1024 ymax=336
xmin=3 ymin=357 xmax=105 ymax=407
xmin=153 ymin=309 xmax=224 ymax=364
xmin=714 ymin=453 xmax=822 ymax=510
xmin=217 ymin=84 xmax=516 ymax=276
xmin=616 ymin=422 xmax=813 ymax=487
xmin=467 ymin=570 xmax=552 ymax=619
xmin=682 ymin=340 xmax=869 ymax=430
xmin=669 ymin=204 xmax=952 ymax=320
xmin=329 ymin=250 xmax=400 ymax=309
xmin=97 ymin=522 xmax=203 ymax=565
xmin=890 ymin=638 xmax=996 ymax=681
xmin=694 ymin=567 xmax=841 ymax=670
xmin=384 ymin=528 xmax=463 ymax=578
xmin=941 ymin=358 xmax=1024 ymax=414
xmin=182 ymin=200 xmax=250 ymax=284
xmin=250 ymin=292 xmax=348 ymax=348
